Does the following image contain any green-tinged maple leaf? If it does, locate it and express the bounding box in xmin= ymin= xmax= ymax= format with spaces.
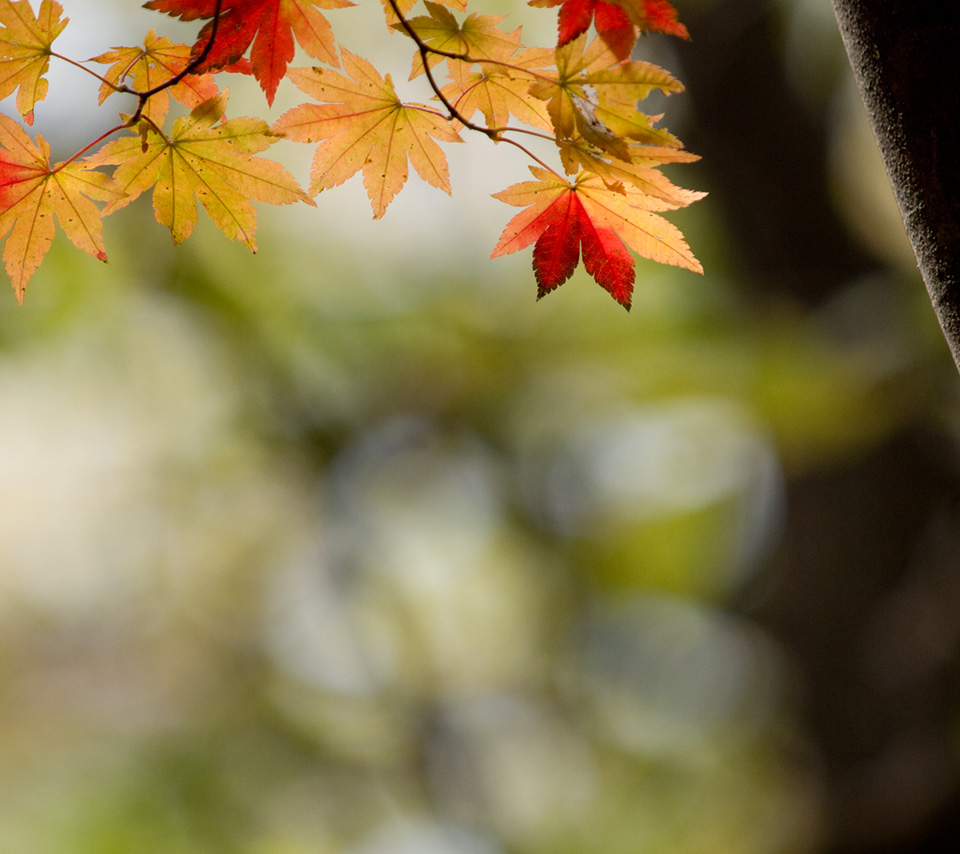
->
xmin=0 ymin=114 xmax=122 ymax=302
xmin=491 ymin=165 xmax=700 ymax=308
xmin=89 ymin=29 xmax=219 ymax=126
xmin=440 ymin=46 xmax=554 ymax=133
xmin=274 ymin=51 xmax=462 ymax=220
xmin=89 ymin=91 xmax=313 ymax=249
xmin=145 ymin=0 xmax=354 ymax=106
xmin=399 ymin=1 xmax=522 ymax=87
xmin=0 ymin=0 xmax=68 ymax=125
xmin=529 ymin=35 xmax=683 ymax=153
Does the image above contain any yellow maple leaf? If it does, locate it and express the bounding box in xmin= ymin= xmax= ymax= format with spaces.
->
xmin=0 ymin=114 xmax=122 ymax=302
xmin=558 ymin=136 xmax=705 ymax=207
xmin=529 ymin=35 xmax=683 ymax=153
xmin=0 ymin=0 xmax=68 ymax=125
xmin=274 ymin=50 xmax=463 ymax=220
xmin=90 ymin=92 xmax=313 ymax=249
xmin=381 ymin=0 xmax=466 ymax=28
xmin=401 ymin=1 xmax=523 ymax=86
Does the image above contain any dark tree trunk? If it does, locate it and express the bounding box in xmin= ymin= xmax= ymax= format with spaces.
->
xmin=675 ymin=3 xmax=960 ymax=851
xmin=832 ymin=0 xmax=960 ymax=372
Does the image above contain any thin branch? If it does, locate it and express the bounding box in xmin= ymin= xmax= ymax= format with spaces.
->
xmin=133 ymin=0 xmax=224 ymax=100
xmin=49 ymin=121 xmax=131 ymax=173
xmin=49 ymin=51 xmax=116 ymax=87
xmin=386 ymin=0 xmax=565 ymax=181
xmin=401 ymin=41 xmax=557 ymax=86
xmin=51 ymin=0 xmax=225 ymax=103
xmin=49 ymin=0 xmax=224 ymax=172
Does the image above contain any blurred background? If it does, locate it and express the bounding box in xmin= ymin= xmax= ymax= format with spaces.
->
xmin=3 ymin=0 xmax=960 ymax=852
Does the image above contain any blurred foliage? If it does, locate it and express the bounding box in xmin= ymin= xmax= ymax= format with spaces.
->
xmin=1 ymin=1 xmax=959 ymax=853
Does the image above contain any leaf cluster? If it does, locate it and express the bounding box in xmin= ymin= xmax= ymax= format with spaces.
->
xmin=0 ymin=0 xmax=701 ymax=308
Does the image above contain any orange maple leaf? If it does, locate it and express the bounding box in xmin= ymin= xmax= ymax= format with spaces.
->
xmin=0 ymin=0 xmax=68 ymax=125
xmin=144 ymin=0 xmax=353 ymax=106
xmin=491 ymin=166 xmax=701 ymax=308
xmin=0 ymin=114 xmax=122 ymax=302
xmin=274 ymin=50 xmax=463 ymax=219
xmin=440 ymin=46 xmax=555 ymax=134
xmin=89 ymin=29 xmax=219 ymax=126
xmin=90 ymin=91 xmax=313 ymax=249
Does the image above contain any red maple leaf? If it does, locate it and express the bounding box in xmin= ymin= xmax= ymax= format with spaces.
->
xmin=492 ymin=167 xmax=701 ymax=309
xmin=491 ymin=168 xmax=638 ymax=308
xmin=638 ymin=0 xmax=689 ymax=36
xmin=530 ymin=0 xmax=688 ymax=61
xmin=530 ymin=190 xmax=635 ymax=306
xmin=144 ymin=0 xmax=352 ymax=105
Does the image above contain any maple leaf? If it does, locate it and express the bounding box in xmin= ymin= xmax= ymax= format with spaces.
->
xmin=399 ymin=1 xmax=522 ymax=87
xmin=0 ymin=114 xmax=122 ymax=302
xmin=0 ymin=0 xmax=68 ymax=125
xmin=144 ymin=0 xmax=353 ymax=106
xmin=90 ymin=91 xmax=312 ymax=249
xmin=628 ymin=0 xmax=689 ymax=37
xmin=491 ymin=165 xmax=701 ymax=309
xmin=529 ymin=35 xmax=683 ymax=154
xmin=89 ymin=29 xmax=219 ymax=126
xmin=557 ymin=135 xmax=705 ymax=207
xmin=380 ymin=0 xmax=465 ymax=28
xmin=530 ymin=0 xmax=689 ymax=61
xmin=273 ymin=50 xmax=462 ymax=219
xmin=440 ymin=46 xmax=554 ymax=133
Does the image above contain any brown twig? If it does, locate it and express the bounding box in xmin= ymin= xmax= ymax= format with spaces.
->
xmin=386 ymin=0 xmax=565 ymax=181
xmin=51 ymin=0 xmax=225 ymax=172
